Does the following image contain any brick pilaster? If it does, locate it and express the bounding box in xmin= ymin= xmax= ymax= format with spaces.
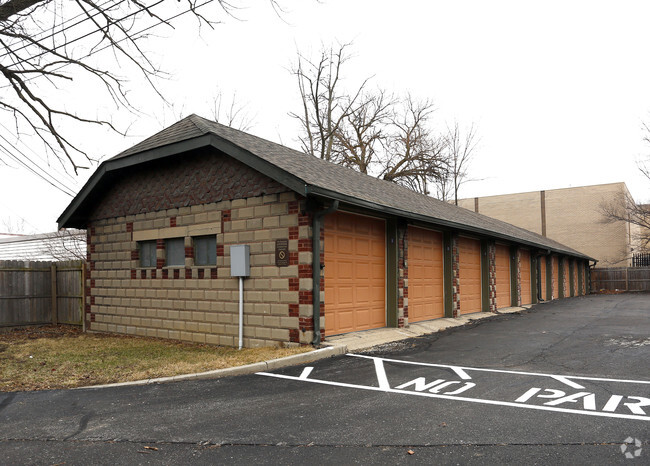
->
xmin=397 ymin=225 xmax=408 ymax=327
xmin=516 ymin=249 xmax=522 ymax=306
xmin=451 ymin=234 xmax=461 ymax=317
xmin=487 ymin=242 xmax=497 ymax=312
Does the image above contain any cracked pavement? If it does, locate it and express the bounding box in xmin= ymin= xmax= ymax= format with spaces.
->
xmin=1 ymin=293 xmax=648 ymax=464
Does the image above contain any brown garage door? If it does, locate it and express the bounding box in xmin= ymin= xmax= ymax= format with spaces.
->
xmin=520 ymin=250 xmax=532 ymax=305
xmin=495 ymin=244 xmax=511 ymax=309
xmin=540 ymin=257 xmax=547 ymax=301
xmin=459 ymin=237 xmax=482 ymax=314
xmin=552 ymin=256 xmax=559 ymax=299
xmin=573 ymin=261 xmax=578 ymax=296
xmin=324 ymin=212 xmax=386 ymax=335
xmin=408 ymin=226 xmax=444 ymax=322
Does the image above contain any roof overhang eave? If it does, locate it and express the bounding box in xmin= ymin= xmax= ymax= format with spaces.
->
xmin=305 ymin=185 xmax=594 ymax=261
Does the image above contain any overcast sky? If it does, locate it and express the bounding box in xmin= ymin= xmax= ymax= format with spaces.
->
xmin=1 ymin=0 xmax=649 ymax=234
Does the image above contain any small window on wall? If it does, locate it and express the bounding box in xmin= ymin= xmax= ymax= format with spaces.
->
xmin=165 ymin=237 xmax=185 ymax=267
xmin=194 ymin=235 xmax=217 ymax=266
xmin=139 ymin=241 xmax=157 ymax=268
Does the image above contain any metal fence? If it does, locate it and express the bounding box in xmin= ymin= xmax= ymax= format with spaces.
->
xmin=632 ymin=253 xmax=650 ymax=267
xmin=0 ymin=260 xmax=84 ymax=327
xmin=590 ymin=267 xmax=650 ymax=292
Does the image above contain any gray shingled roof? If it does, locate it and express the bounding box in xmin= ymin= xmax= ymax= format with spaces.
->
xmin=63 ymin=114 xmax=591 ymax=260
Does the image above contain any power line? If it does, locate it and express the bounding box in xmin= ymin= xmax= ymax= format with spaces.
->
xmin=0 ymin=129 xmax=77 ymax=195
xmin=0 ymin=121 xmax=79 ymax=187
xmin=2 ymin=0 xmax=215 ymax=88
xmin=5 ymin=0 xmax=166 ymax=69
xmin=0 ymin=139 xmax=75 ymax=196
xmin=0 ymin=0 xmax=124 ymax=60
xmin=0 ymin=198 xmax=42 ymax=233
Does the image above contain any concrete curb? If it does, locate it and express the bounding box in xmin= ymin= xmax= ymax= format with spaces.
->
xmin=75 ymin=344 xmax=348 ymax=390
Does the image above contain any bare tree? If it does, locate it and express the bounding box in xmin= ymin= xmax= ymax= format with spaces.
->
xmin=600 ymin=189 xmax=650 ymax=253
xmin=600 ymin=123 xmax=650 ymax=254
xmin=439 ymin=121 xmax=479 ymax=205
xmin=332 ymin=89 xmax=393 ymax=173
xmin=380 ymin=96 xmax=447 ymax=195
xmin=209 ymin=90 xmax=255 ymax=131
xmin=1 ymin=216 xmax=27 ymax=235
xmin=291 ymin=45 xmax=448 ymax=194
xmin=0 ymin=1 xmax=273 ymax=174
xmin=290 ymin=43 xmax=370 ymax=163
xmin=41 ymin=229 xmax=87 ymax=261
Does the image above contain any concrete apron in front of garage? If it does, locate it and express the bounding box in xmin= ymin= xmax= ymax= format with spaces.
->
xmin=324 ymin=306 xmax=531 ymax=352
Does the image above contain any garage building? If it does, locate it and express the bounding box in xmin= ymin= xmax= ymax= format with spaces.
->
xmin=59 ymin=115 xmax=593 ymax=347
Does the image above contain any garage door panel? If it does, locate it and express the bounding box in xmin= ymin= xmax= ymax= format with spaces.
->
xmin=408 ymin=227 xmax=444 ymax=322
xmin=459 ymin=237 xmax=482 ymax=314
xmin=325 ymin=212 xmax=386 ymax=335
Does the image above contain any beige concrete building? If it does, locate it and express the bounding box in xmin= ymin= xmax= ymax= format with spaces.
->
xmin=457 ymin=183 xmax=636 ymax=267
xmin=58 ymin=115 xmax=592 ymax=348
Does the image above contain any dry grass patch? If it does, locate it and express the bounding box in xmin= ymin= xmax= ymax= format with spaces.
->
xmin=0 ymin=326 xmax=312 ymax=392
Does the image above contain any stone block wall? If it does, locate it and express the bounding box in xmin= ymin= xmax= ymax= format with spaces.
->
xmin=86 ymin=192 xmax=312 ymax=347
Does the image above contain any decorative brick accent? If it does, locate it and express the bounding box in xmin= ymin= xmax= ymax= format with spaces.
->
xmin=299 ymin=317 xmax=313 ymax=331
xmin=516 ymin=249 xmax=522 ymax=306
xmin=451 ymin=234 xmax=461 ymax=317
xmin=487 ymin=242 xmax=497 ymax=312
xmin=170 ymin=217 xmax=176 ymax=227
xmin=397 ymin=225 xmax=408 ymax=326
xmin=289 ymin=278 xmax=299 ymax=291
xmin=88 ymin=150 xmax=287 ymax=221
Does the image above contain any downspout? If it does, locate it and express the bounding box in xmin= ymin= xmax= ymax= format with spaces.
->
xmin=311 ymin=200 xmax=339 ymax=346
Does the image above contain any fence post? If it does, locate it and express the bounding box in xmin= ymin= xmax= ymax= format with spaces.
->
xmin=51 ymin=263 xmax=58 ymax=325
xmin=625 ymin=267 xmax=629 ymax=292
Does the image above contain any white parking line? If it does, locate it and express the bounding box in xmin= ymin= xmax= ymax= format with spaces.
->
xmin=257 ymin=371 xmax=650 ymax=422
xmin=347 ymin=354 xmax=650 ymax=384
xmin=257 ymin=354 xmax=650 ymax=422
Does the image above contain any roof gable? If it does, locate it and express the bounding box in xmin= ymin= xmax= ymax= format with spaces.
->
xmin=59 ymin=114 xmax=592 ymax=260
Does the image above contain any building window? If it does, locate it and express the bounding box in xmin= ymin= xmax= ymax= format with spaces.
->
xmin=165 ymin=237 xmax=185 ymax=267
xmin=139 ymin=240 xmax=157 ymax=268
xmin=194 ymin=235 xmax=217 ymax=266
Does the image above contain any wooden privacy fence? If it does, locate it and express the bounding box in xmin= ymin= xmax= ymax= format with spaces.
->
xmin=0 ymin=260 xmax=84 ymax=327
xmin=590 ymin=267 xmax=650 ymax=292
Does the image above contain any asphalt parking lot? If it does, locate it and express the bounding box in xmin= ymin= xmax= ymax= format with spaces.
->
xmin=1 ymin=293 xmax=648 ymax=464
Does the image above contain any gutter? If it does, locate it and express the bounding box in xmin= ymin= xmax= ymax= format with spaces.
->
xmin=311 ymin=199 xmax=339 ymax=346
xmin=305 ymin=185 xmax=593 ymax=262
